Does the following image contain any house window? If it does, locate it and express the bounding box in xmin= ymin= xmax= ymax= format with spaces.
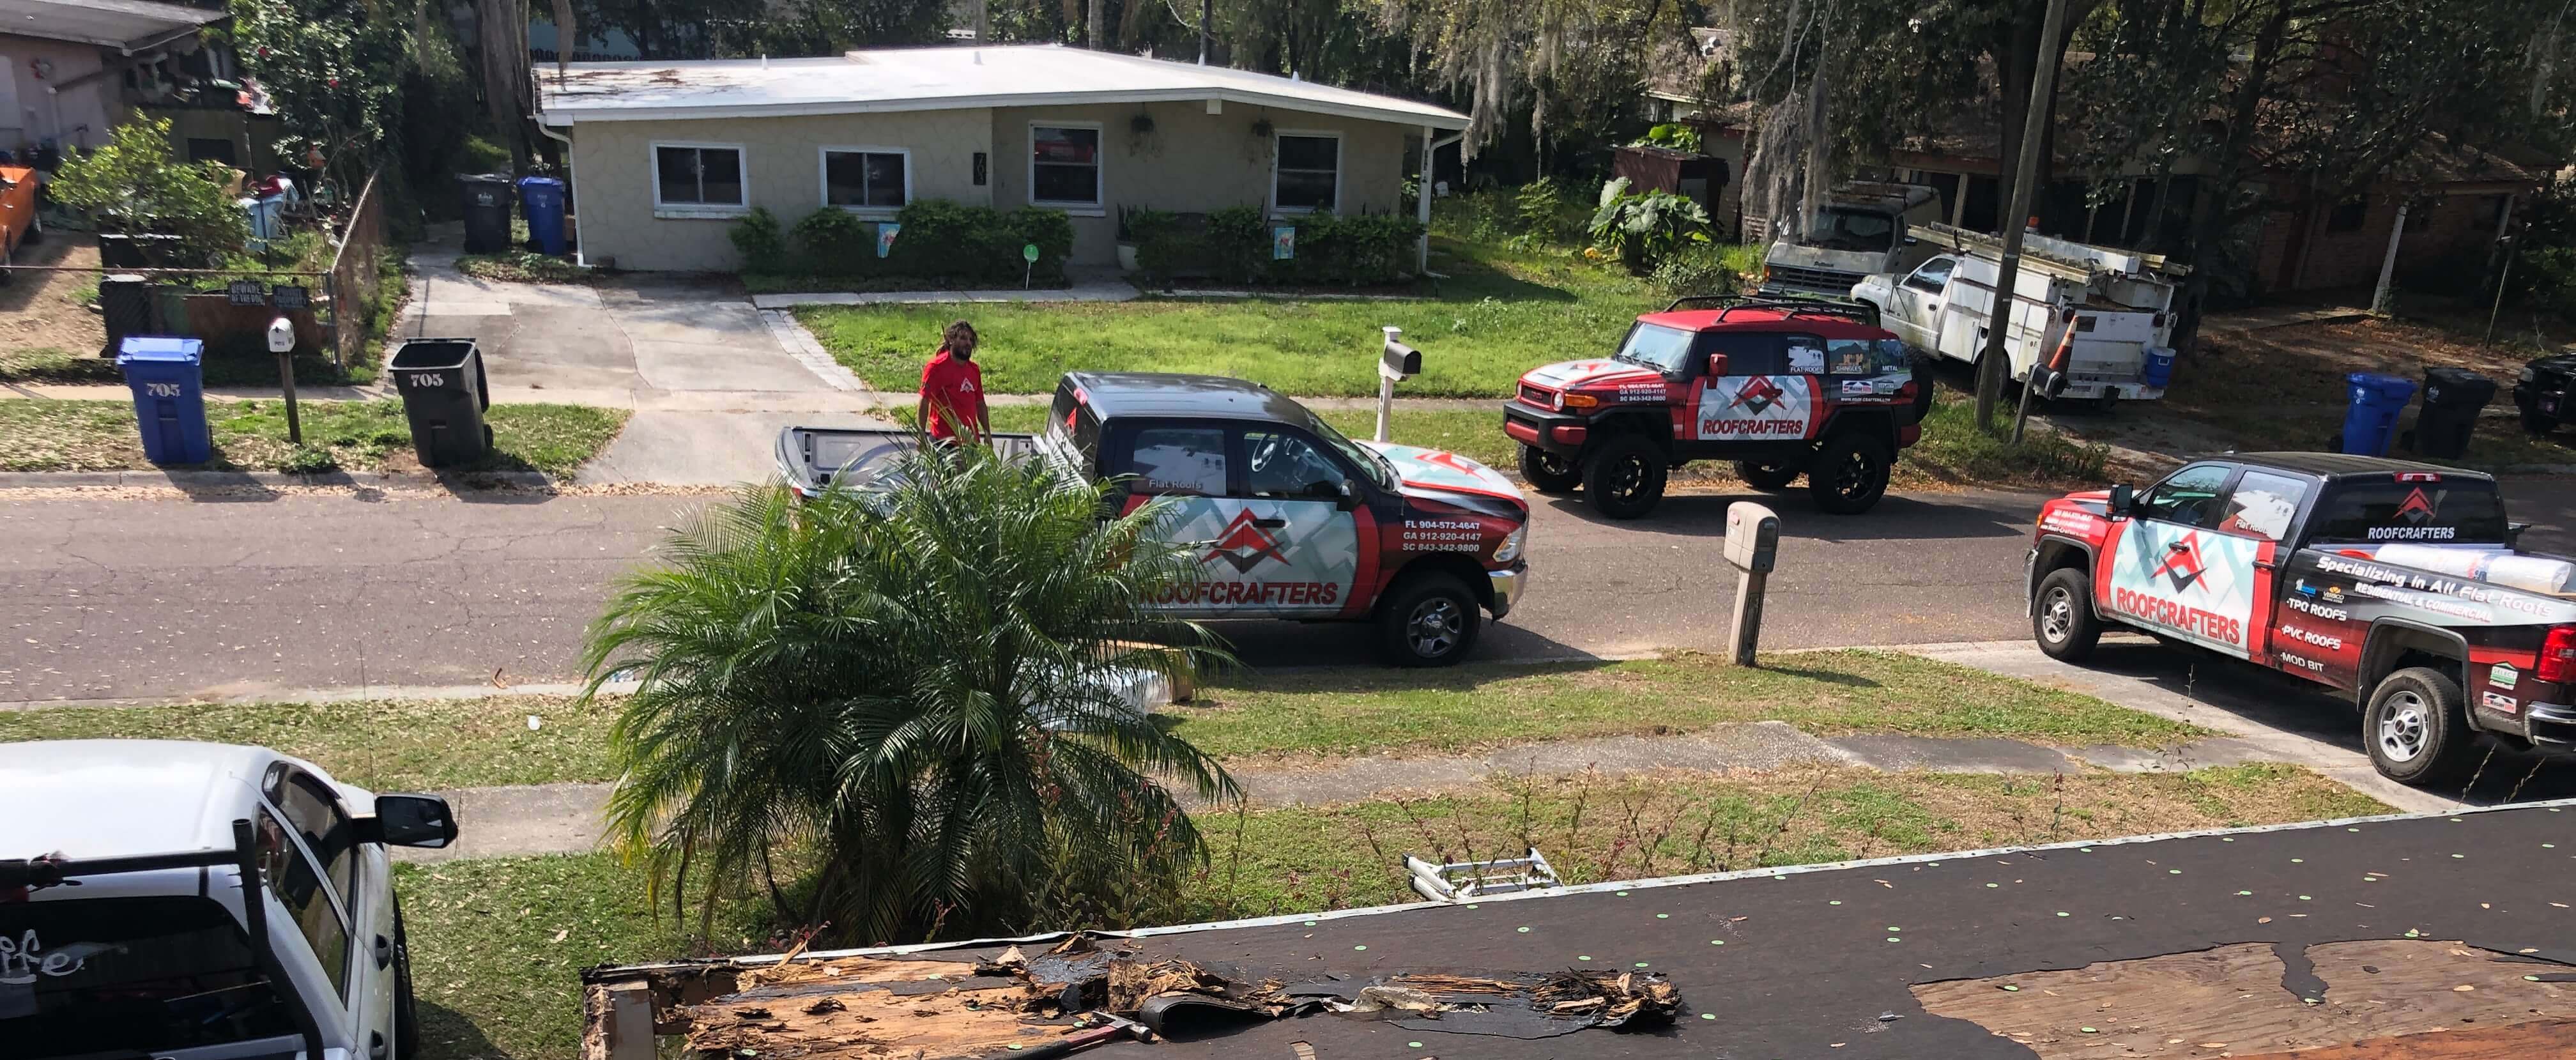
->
xmin=1031 ymin=124 xmax=1101 ymax=210
xmin=1273 ymin=132 xmax=1340 ymax=213
xmin=652 ymin=142 xmax=746 ymax=213
xmin=2326 ymin=196 xmax=2368 ymax=233
xmin=2477 ymin=194 xmax=2511 ymax=231
xmin=820 ymin=148 xmax=908 ymax=210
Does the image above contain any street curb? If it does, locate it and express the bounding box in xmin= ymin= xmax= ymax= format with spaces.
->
xmin=0 ymin=468 xmax=559 ymax=491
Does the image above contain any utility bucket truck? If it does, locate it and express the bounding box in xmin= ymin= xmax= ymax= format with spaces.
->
xmin=1852 ymin=222 xmax=2189 ymax=409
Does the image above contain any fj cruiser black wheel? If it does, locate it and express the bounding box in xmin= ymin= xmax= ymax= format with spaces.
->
xmin=1581 ymin=434 xmax=1667 ymax=519
xmin=1807 ymin=433 xmax=1892 ymax=515
xmin=2032 ymin=568 xmax=2101 ymax=662
xmin=1735 ymin=461 xmax=1800 ymax=491
xmin=1519 ymin=444 xmax=1583 ymax=495
xmin=2524 ymin=408 xmax=2557 ymax=436
xmin=2365 ymin=666 xmax=2476 ymax=787
xmin=1376 ymin=571 xmax=1482 ymax=667
xmin=394 ymin=902 xmax=420 ymax=1060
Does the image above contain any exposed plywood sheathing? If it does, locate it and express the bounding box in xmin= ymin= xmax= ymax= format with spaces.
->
xmin=1913 ymin=939 xmax=2576 ymax=1058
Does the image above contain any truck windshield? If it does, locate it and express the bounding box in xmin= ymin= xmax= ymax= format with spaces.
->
xmin=1801 ymin=207 xmax=1897 ymax=252
xmin=1613 ymin=323 xmax=1697 ymax=374
xmin=2306 ymin=480 xmax=2509 ymax=545
xmin=1310 ymin=416 xmax=1396 ymax=490
xmin=2 ymin=895 xmax=298 ymax=1059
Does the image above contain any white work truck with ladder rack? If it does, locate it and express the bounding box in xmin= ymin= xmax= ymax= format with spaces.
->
xmin=1850 ymin=222 xmax=2188 ymax=408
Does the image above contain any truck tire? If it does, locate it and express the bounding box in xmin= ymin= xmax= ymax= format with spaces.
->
xmin=1519 ymin=444 xmax=1583 ymax=495
xmin=1808 ymin=432 xmax=1892 ymax=514
xmin=2364 ymin=666 xmax=2476 ymax=787
xmin=1735 ymin=461 xmax=1800 ymax=491
xmin=2032 ymin=567 xmax=2102 ymax=662
xmin=1582 ymin=434 xmax=1666 ymax=519
xmin=2524 ymin=408 xmax=2557 ymax=436
xmin=1376 ymin=571 xmax=1482 ymax=667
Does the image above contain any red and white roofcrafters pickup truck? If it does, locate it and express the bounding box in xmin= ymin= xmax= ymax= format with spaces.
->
xmin=2026 ymin=452 xmax=2576 ymax=787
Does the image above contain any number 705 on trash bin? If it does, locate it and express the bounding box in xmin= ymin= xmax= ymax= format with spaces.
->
xmin=409 ymin=373 xmax=445 ymax=387
xmin=145 ymin=382 xmax=183 ymax=397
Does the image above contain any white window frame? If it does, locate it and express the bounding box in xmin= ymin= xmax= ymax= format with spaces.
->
xmin=816 ymin=145 xmax=914 ymax=214
xmin=1269 ymin=129 xmax=1343 ymax=216
xmin=649 ymin=140 xmax=750 ymax=219
xmin=1027 ymin=120 xmax=1106 ymax=217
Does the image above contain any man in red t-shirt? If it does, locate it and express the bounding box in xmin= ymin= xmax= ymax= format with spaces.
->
xmin=917 ymin=319 xmax=988 ymax=443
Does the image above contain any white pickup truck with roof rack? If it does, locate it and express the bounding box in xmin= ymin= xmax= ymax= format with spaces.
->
xmin=2 ymin=740 xmax=460 ymax=1060
xmin=1851 ymin=222 xmax=2188 ymax=410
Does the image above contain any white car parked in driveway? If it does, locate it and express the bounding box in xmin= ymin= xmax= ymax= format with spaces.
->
xmin=1 ymin=740 xmax=459 ymax=1060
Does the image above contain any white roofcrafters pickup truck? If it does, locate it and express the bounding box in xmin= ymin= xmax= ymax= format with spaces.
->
xmin=1 ymin=740 xmax=459 ymax=1060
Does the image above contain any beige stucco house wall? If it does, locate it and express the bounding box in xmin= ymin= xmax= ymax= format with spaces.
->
xmin=986 ymin=101 xmax=1417 ymax=265
xmin=566 ymin=109 xmax=995 ymax=272
xmin=0 ymin=35 xmax=118 ymax=152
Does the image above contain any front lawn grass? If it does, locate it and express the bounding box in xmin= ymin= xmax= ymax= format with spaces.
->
xmin=394 ymin=762 xmax=2381 ymax=1060
xmin=0 ymin=398 xmax=627 ymax=475
xmin=1173 ymin=650 xmax=2205 ymax=762
xmin=1 ymin=652 xmax=2202 ymax=792
xmin=0 ymin=345 xmax=121 ymax=383
xmin=0 ymin=695 xmax=617 ymax=790
xmin=797 ymin=237 xmax=1650 ymax=399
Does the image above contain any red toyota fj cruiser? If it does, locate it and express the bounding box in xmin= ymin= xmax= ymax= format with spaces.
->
xmin=1503 ymin=297 xmax=1933 ymax=519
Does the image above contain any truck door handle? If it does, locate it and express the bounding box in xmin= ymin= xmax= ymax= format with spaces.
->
xmin=1252 ymin=517 xmax=1287 ymax=528
xmin=369 ymin=1032 xmax=388 ymax=1060
xmin=2168 ymin=541 xmax=2190 ymax=551
xmin=374 ymin=934 xmax=394 ymax=969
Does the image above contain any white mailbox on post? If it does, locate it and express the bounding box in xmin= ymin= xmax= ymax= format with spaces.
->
xmin=1724 ymin=502 xmax=1781 ymax=665
xmin=1375 ymin=326 xmax=1420 ymax=442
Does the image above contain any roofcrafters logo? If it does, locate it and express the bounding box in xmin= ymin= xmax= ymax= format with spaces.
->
xmin=1204 ymin=510 xmax=1289 ymax=573
xmin=2149 ymin=530 xmax=2209 ymax=592
xmin=1728 ymin=376 xmax=1786 ymax=414
xmin=2368 ymin=488 xmax=2457 ymax=541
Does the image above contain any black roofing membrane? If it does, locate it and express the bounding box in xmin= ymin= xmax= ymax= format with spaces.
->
xmin=1035 ymin=803 xmax=2575 ymax=1059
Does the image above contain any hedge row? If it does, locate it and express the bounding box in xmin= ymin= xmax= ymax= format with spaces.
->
xmin=730 ymin=199 xmax=1077 ymax=285
xmin=1134 ymin=207 xmax=1423 ymax=287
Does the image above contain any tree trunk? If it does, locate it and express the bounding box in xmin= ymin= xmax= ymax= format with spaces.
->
xmin=1087 ymin=0 xmax=1103 ymax=49
xmin=2170 ymin=3 xmax=2290 ymax=357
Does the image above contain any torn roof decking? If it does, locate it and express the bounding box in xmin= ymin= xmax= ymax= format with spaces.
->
xmin=604 ymin=801 xmax=2576 ymax=1058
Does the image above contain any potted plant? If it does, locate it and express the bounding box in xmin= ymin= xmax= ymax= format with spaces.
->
xmin=1116 ymin=205 xmax=1173 ymax=273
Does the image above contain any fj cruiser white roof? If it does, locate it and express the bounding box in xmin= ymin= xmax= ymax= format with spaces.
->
xmin=0 ymin=739 xmax=292 ymax=859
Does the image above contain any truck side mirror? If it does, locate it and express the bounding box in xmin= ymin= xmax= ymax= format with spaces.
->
xmin=2108 ymin=484 xmax=2135 ymax=518
xmin=1336 ymin=479 xmax=1363 ymax=512
xmin=2508 ymin=521 xmax=2531 ymax=549
xmin=367 ymin=794 xmax=459 ymax=849
xmin=1706 ymin=353 xmax=1729 ymax=377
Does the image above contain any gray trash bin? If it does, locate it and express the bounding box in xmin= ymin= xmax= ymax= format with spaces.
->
xmin=387 ymin=338 xmax=493 ymax=468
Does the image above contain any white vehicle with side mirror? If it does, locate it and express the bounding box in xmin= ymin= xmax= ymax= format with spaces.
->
xmin=1 ymin=741 xmax=459 ymax=1060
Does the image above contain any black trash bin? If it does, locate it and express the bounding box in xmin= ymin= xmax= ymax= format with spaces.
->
xmin=2411 ymin=366 xmax=2498 ymax=459
xmin=459 ymin=174 xmax=514 ymax=254
xmin=388 ymin=338 xmax=494 ymax=468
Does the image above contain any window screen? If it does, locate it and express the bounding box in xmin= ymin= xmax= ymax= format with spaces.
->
xmin=1274 ymin=135 xmax=1340 ymax=211
xmin=1032 ymin=127 xmax=1100 ymax=205
xmin=824 ymin=150 xmax=905 ymax=208
xmin=655 ymin=145 xmax=744 ymax=206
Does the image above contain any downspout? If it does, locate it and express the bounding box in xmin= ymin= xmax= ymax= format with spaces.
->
xmin=537 ymin=121 xmax=583 ymax=267
xmin=1417 ymin=128 xmax=1464 ymax=275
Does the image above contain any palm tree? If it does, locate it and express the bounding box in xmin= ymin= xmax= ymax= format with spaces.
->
xmin=581 ymin=439 xmax=1240 ymax=943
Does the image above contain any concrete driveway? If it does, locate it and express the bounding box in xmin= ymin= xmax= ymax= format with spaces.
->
xmin=403 ymin=240 xmax=872 ymax=483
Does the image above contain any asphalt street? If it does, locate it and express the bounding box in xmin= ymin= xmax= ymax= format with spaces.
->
xmin=0 ymin=485 xmax=2043 ymax=703
xmin=4 ymin=479 xmax=2570 ymax=705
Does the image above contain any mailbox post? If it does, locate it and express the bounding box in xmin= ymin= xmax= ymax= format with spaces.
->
xmin=1724 ymin=502 xmax=1781 ymax=666
xmin=1377 ymin=326 xmax=1421 ymax=443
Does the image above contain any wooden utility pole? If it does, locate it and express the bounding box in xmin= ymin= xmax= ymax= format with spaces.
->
xmin=1199 ymin=0 xmax=1212 ymax=63
xmin=974 ymin=0 xmax=988 ymax=40
xmin=1086 ymin=0 xmax=1103 ymax=49
xmin=1975 ymin=0 xmax=2070 ymax=434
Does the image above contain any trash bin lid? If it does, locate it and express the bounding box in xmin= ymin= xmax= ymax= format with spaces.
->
xmin=2347 ymin=372 xmax=2416 ymax=399
xmin=118 ymin=336 xmax=204 ymax=364
xmin=459 ymin=172 xmax=513 ymax=186
xmin=516 ymin=176 xmax=565 ymax=190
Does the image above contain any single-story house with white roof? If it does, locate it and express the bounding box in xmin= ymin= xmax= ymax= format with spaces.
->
xmin=532 ymin=45 xmax=1471 ymax=273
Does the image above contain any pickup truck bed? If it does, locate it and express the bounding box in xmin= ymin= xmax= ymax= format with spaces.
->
xmin=581 ymin=798 xmax=2576 ymax=1060
xmin=776 ymin=426 xmax=1041 ymax=497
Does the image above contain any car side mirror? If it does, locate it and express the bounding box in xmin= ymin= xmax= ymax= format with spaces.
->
xmin=1706 ymin=353 xmax=1729 ymax=377
xmin=367 ymin=794 xmax=458 ymax=849
xmin=2108 ymin=484 xmax=2135 ymax=518
xmin=1903 ymin=234 xmax=1919 ymax=246
xmin=1336 ymin=479 xmax=1362 ymax=512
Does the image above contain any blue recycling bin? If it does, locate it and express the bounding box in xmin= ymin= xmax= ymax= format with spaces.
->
xmin=118 ymin=337 xmax=212 ymax=465
xmin=518 ymin=176 xmax=567 ymax=256
xmin=2338 ymin=372 xmax=2418 ymax=457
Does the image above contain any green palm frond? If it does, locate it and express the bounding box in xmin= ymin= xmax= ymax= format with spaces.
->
xmin=581 ymin=436 xmax=1238 ymax=943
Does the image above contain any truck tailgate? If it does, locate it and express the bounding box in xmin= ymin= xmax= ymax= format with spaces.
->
xmin=775 ymin=427 xmax=1041 ymax=495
